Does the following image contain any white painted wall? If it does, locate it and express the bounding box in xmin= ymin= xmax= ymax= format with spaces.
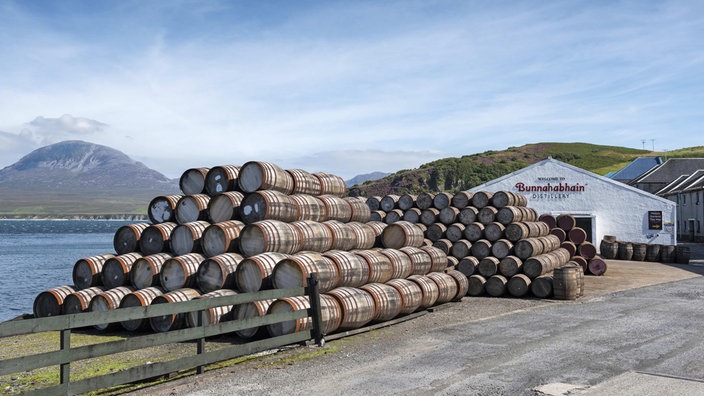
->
xmin=469 ymin=159 xmax=677 ymax=245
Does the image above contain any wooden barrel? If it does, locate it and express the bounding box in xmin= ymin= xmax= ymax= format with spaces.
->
xmin=366 ymin=196 xmax=382 ymax=211
xmin=485 ymin=275 xmax=508 ymax=297
xmin=470 ymin=239 xmax=492 ymax=260
xmin=197 ymin=253 xmax=244 ymax=293
xmin=491 ymin=191 xmax=527 ymax=208
xmin=420 ymin=245 xmax=448 ymax=273
xmin=565 ymin=262 xmax=584 ymax=297
xmin=353 ymin=249 xmax=393 ymax=284
xmin=445 ymin=269 xmax=470 ymax=301
xmin=550 ymin=227 xmax=567 ymax=243
xmin=498 ymin=255 xmax=523 ymax=278
xmin=477 ymin=206 xmax=498 ymax=225
xmin=201 ymin=220 xmax=245 ymax=257
xmin=130 ymin=253 xmax=172 ymax=289
xmin=235 ymin=252 xmax=290 ymax=293
xmin=312 ymin=172 xmax=346 ymax=197
xmin=426 ymin=272 xmax=458 ymax=304
xmin=504 ymin=222 xmax=529 ymax=242
xmin=386 ymin=278 xmax=423 ymax=314
xmin=467 ymin=274 xmax=487 ymax=296
xmin=471 ymin=191 xmax=493 ymax=209
xmin=327 ymin=287 xmax=376 ymax=330
xmin=140 ymin=222 xmax=177 ymax=255
xmin=676 ymin=246 xmax=691 ymax=264
xmin=588 ymin=257 xmax=607 ymax=276
xmin=571 ymin=255 xmax=588 ymax=273
xmin=403 ymin=207 xmax=422 ymax=223
xmin=239 ymin=220 xmax=302 ymax=257
xmin=646 ymin=244 xmax=661 ymax=262
xmin=171 ymin=221 xmax=209 ymax=256
xmin=556 ymin=214 xmax=576 ymax=231
xmin=382 ymin=221 xmax=424 ymax=249
xmin=343 ymin=222 xmax=374 ymax=250
xmin=398 ymin=194 xmax=417 ymax=211
xmin=415 ymin=192 xmax=435 ymax=210
xmin=73 ymin=253 xmax=115 ymax=290
xmin=463 ymin=222 xmax=484 ymax=242
xmin=62 ymin=287 xmax=106 ymax=315
xmin=148 ymin=194 xmax=183 ymax=224
xmin=205 ymin=165 xmax=241 ymax=196
xmin=507 ymin=274 xmax=532 ymax=298
xmin=160 ymin=253 xmax=205 ymax=292
xmin=496 ymin=206 xmax=536 ymax=225
xmin=568 ymin=227 xmax=588 ymax=245
xmin=88 ymin=286 xmax=135 ymax=330
xmin=175 ymin=194 xmax=210 ymax=224
xmin=399 ymin=246 xmax=432 ymax=276
xmin=538 ymin=213 xmax=557 ymax=229
xmin=477 ymin=256 xmax=500 ymax=278
xmin=113 ymin=223 xmax=149 ymax=255
xmin=379 ymin=194 xmax=400 ymax=212
xmin=150 ymin=288 xmax=202 ymax=333
xmin=432 ymin=192 xmax=453 ymax=210
xmin=289 ymin=194 xmax=327 ymax=222
xmin=420 ymin=208 xmax=440 ymax=226
xmin=458 ymin=207 xmax=478 ymax=225
xmin=360 ymin=283 xmax=402 ymax=322
xmin=120 ymin=287 xmax=164 ymax=331
xmin=102 ymin=253 xmax=143 ymax=289
xmin=531 ymin=275 xmax=553 ymax=298
xmin=426 ymin=223 xmax=447 ymax=242
xmin=523 ymin=249 xmax=570 ymax=279
xmin=32 ymin=285 xmax=72 ymax=318
xmin=438 ymin=207 xmax=459 ymax=226
xmin=660 ymin=245 xmax=676 ymax=263
xmin=445 ymin=223 xmax=466 ymax=243
xmin=180 ymin=167 xmax=209 ymax=195
xmin=384 ymin=209 xmax=404 ymax=224
xmin=345 ymin=197 xmax=372 ymax=223
xmin=457 ymin=256 xmax=479 ymax=277
xmin=491 ymin=239 xmax=514 ymax=259
xmin=514 ymin=237 xmax=543 ymax=260
xmin=631 ymin=243 xmax=647 ymax=261
xmin=407 ymin=275 xmax=440 ymax=308
xmin=451 ymin=191 xmax=473 ymax=209
xmin=272 ymin=251 xmax=339 ymax=293
xmin=617 ymin=242 xmax=633 ymax=260
xmin=432 ymin=239 xmax=453 ymax=255
xmin=266 ymin=294 xmax=342 ymax=337
xmin=233 ymin=299 xmax=275 ymax=339
xmin=553 ymin=266 xmax=579 ymax=300
xmin=323 ymin=220 xmax=357 ymax=251
xmin=578 ymin=241 xmax=597 ymax=260
xmin=380 ymin=248 xmax=413 ymax=280
xmin=288 ymin=220 xmax=333 ymax=252
xmin=238 ymin=161 xmax=294 ymax=194
xmin=207 ymin=191 xmax=245 ymax=223
xmin=484 ymin=222 xmax=506 ymax=242
xmin=185 ymin=289 xmax=237 ymax=328
xmin=323 ymin=250 xmax=369 ymax=288
xmin=286 ymin=168 xmax=322 ymax=196
xmin=599 ymin=240 xmax=619 ymax=259
xmin=240 ymin=190 xmax=298 ymax=224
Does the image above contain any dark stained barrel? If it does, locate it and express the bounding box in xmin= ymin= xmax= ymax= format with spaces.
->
xmin=175 ymin=194 xmax=210 ymax=224
xmin=239 ymin=190 xmax=298 ymax=224
xmin=238 ymin=161 xmax=294 ymax=194
xmin=205 ymin=165 xmax=241 ymax=196
xmin=149 ymin=288 xmax=202 ymax=333
xmin=170 ymin=220 xmax=210 ymax=256
xmin=235 ymin=252 xmax=290 ymax=293
xmin=119 ymin=287 xmax=164 ymax=331
xmin=73 ymin=253 xmax=115 ymax=290
xmin=33 ymin=285 xmax=76 ymax=318
xmin=101 ymin=253 xmax=143 ymax=289
xmin=130 ymin=253 xmax=172 ymax=289
xmin=197 ymin=253 xmax=244 ymax=292
xmin=207 ymin=191 xmax=245 ymax=223
xmin=415 ymin=192 xmax=435 ymax=210
xmin=140 ymin=222 xmax=178 ymax=255
xmin=148 ymin=195 xmax=183 ymax=224
xmin=201 ymin=220 xmax=246 ymax=258
xmin=160 ymin=253 xmax=205 ymax=292
xmin=180 ymin=167 xmax=209 ymax=195
xmin=451 ymin=191 xmax=473 ymax=209
xmin=113 ymin=223 xmax=149 ymax=255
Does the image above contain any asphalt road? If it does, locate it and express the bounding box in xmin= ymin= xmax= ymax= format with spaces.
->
xmin=133 ymin=245 xmax=704 ymax=396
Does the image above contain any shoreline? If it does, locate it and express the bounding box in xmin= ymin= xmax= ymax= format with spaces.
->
xmin=0 ymin=215 xmax=148 ymax=221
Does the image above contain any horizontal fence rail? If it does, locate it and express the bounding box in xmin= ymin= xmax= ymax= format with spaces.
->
xmin=0 ymin=274 xmax=323 ymax=396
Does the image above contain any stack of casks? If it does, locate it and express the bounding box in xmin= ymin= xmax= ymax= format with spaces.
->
xmin=32 ymin=161 xmax=468 ymax=339
xmin=539 ymin=214 xmax=607 ymax=276
xmin=599 ymin=236 xmax=688 ymax=264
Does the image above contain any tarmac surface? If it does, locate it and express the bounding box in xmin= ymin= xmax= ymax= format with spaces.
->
xmin=132 ymin=242 xmax=704 ymax=396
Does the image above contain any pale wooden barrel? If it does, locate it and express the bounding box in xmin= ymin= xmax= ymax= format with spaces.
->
xmin=180 ymin=167 xmax=209 ymax=195
xmin=207 ymin=191 xmax=245 ymax=223
xmin=239 ymin=220 xmax=302 ymax=257
xmin=197 ymin=253 xmax=244 ymax=293
xmin=471 ymin=191 xmax=493 ymax=209
xmin=470 ymin=239 xmax=492 ymax=260
xmin=120 ymin=287 xmax=164 ymax=331
xmin=420 ymin=208 xmax=440 ymax=226
xmin=403 ymin=207 xmax=422 ymax=223
xmin=382 ymin=221 xmax=424 ymax=249
xmin=399 ymin=246 xmax=432 ymax=276
xmin=433 ymin=239 xmax=453 ymax=255
xmin=485 ymin=275 xmax=508 ymax=297
xmin=353 ymin=249 xmax=393 ymax=283
xmin=553 ymin=266 xmax=579 ymax=300
xmin=491 ymin=239 xmax=514 ymax=259
xmin=451 ymin=191 xmax=473 ymax=209
xmin=467 ymin=274 xmax=487 ymax=296
xmin=201 ymin=220 xmax=246 ymax=258
xmin=289 ymin=194 xmax=328 ymax=222
xmin=457 ymin=256 xmax=479 ymax=277
xmin=426 ymin=223 xmax=447 ymax=242
xmin=458 ymin=207 xmax=478 ymax=225
xmin=289 ymin=220 xmax=333 ymax=252
xmin=240 ymin=190 xmax=299 ymax=224
xmin=150 ymin=288 xmax=202 ymax=333
xmin=450 ymin=239 xmax=472 ymax=260
xmin=484 ymin=222 xmax=506 ymax=242
xmin=113 ymin=223 xmax=149 ymax=255
xmin=323 ymin=220 xmax=357 ymax=251
xmin=327 ymin=287 xmax=376 ymax=330
xmin=63 ymin=287 xmax=106 ymax=314
xmin=171 ymin=220 xmax=210 ymax=256
xmin=238 ymin=161 xmax=294 ymax=194
xmin=380 ymin=194 xmax=400 ymax=212
xmin=366 ymin=196 xmax=382 ymax=211
xmin=498 ymin=255 xmax=523 ymax=278
xmin=287 ymin=168 xmax=322 ymax=196
xmin=507 ymin=274 xmax=532 ymax=297
xmin=463 ymin=222 xmax=484 ymax=242
xmin=102 ymin=252 xmax=143 ymax=289
xmin=272 ymin=251 xmax=339 ymax=293
xmin=34 ymin=285 xmax=76 ymax=317
xmin=407 ymin=275 xmax=439 ymax=308
xmin=235 ymin=252 xmax=290 ymax=293
xmin=445 ymin=223 xmax=466 ymax=243
xmin=160 ymin=253 xmax=205 ymax=292
xmin=360 ymin=283 xmax=402 ymax=322
xmin=186 ymin=289 xmax=237 ymax=327
xmin=438 ymin=207 xmax=460 ymax=225
xmin=266 ymin=294 xmax=342 ymax=337
xmin=148 ymin=194 xmax=183 ymax=224
xmin=420 ymin=245 xmax=448 ymax=273
xmin=130 ymin=253 xmax=172 ymax=289
xmin=398 ymin=194 xmax=417 ymax=211
xmin=523 ymin=249 xmax=570 ymax=279
xmin=322 ymin=250 xmax=369 ymax=288
xmin=318 ymin=195 xmax=352 ymax=222
xmin=140 ymin=222 xmax=177 ymax=255
xmin=366 ymin=221 xmax=386 ymax=245
xmin=477 ymin=256 xmax=500 ymax=278
xmin=445 ymin=269 xmax=469 ymax=301
xmin=344 ymin=197 xmax=372 ymax=223
xmin=531 ymin=275 xmax=553 ymax=298
xmin=415 ymin=192 xmax=435 ymax=210
xmin=88 ymin=286 xmax=135 ymax=330
xmin=380 ymin=248 xmax=413 ymax=280
xmin=73 ymin=253 xmax=115 ymax=290
xmin=233 ymin=299 xmax=275 ymax=339
xmin=313 ymin=172 xmax=346 ymax=197
xmin=386 ymin=278 xmax=423 ymax=314
xmin=205 ymin=165 xmax=241 ymax=196
xmin=347 ymin=221 xmax=376 ymax=250
xmin=175 ymin=194 xmax=210 ymax=224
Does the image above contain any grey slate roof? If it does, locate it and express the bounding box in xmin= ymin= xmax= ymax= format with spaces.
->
xmin=609 ymin=156 xmax=662 ymax=182
xmin=633 ymin=158 xmax=704 ymax=184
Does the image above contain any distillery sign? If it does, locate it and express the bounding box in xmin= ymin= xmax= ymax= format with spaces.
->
xmin=514 ymin=176 xmax=586 ymax=200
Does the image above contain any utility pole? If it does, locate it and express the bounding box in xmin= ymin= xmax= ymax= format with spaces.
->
xmin=650 ymin=139 xmax=655 ymax=151
xmin=641 ymin=139 xmax=646 ymax=150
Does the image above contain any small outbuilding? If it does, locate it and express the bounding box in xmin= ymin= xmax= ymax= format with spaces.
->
xmin=469 ymin=157 xmax=677 ymax=246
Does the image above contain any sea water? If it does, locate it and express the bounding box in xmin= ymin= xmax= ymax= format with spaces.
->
xmin=0 ymin=220 xmax=136 ymax=322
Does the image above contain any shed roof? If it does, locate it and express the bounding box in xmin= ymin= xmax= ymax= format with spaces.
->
xmin=609 ymin=156 xmax=662 ymax=182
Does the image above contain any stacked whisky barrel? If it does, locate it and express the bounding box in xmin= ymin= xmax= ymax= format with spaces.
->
xmin=599 ymin=236 xmax=688 ymax=264
xmin=32 ymin=161 xmax=467 ymax=339
xmin=538 ymin=214 xmax=607 ymax=276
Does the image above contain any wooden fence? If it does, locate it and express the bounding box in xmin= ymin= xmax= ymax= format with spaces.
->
xmin=0 ymin=274 xmax=324 ymax=396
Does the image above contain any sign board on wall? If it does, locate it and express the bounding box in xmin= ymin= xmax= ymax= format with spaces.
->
xmin=648 ymin=211 xmax=663 ymax=230
xmin=514 ymin=176 xmax=586 ymax=201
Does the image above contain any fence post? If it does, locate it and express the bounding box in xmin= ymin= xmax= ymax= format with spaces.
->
xmin=197 ymin=309 xmax=206 ymax=375
xmin=60 ymin=328 xmax=71 ymax=394
xmin=306 ymin=272 xmax=324 ymax=346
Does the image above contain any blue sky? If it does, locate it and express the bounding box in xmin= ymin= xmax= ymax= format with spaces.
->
xmin=0 ymin=0 xmax=702 ymax=179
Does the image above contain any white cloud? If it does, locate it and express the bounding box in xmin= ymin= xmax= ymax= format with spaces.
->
xmin=19 ymin=114 xmax=107 ymax=146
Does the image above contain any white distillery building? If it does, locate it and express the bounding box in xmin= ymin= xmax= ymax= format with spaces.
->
xmin=469 ymin=158 xmax=677 ymax=246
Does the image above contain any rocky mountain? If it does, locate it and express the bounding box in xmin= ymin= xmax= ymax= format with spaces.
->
xmin=345 ymin=171 xmax=390 ymax=187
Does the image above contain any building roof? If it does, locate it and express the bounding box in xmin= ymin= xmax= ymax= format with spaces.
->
xmin=659 ymin=170 xmax=704 ymax=195
xmin=632 ymin=158 xmax=704 ymax=184
xmin=657 ymin=174 xmax=693 ymax=195
xmin=609 ymin=156 xmax=662 ymax=182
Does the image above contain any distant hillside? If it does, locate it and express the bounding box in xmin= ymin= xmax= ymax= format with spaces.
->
xmin=0 ymin=140 xmax=179 ymax=217
xmin=345 ymin=171 xmax=390 ymax=187
xmin=348 ymin=142 xmax=704 ymax=197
